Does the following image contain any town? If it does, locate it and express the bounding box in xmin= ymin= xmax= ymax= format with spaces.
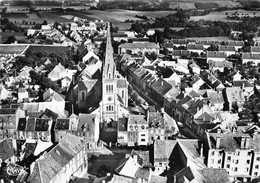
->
xmin=1 ymin=2 xmax=260 ymax=183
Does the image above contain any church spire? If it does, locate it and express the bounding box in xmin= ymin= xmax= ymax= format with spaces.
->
xmin=103 ymin=22 xmax=115 ymax=80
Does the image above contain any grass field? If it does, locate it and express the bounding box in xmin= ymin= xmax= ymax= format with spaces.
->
xmin=190 ymin=9 xmax=260 ymax=22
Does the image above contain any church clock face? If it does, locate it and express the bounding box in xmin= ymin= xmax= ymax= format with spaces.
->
xmin=107 ymin=96 xmax=113 ymax=102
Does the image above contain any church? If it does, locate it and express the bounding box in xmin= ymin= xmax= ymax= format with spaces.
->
xmin=98 ymin=23 xmax=129 ymax=129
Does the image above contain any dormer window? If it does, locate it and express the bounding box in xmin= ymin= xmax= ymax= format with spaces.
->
xmin=135 ymin=125 xmax=138 ymax=130
xmin=141 ymin=125 xmax=145 ymax=130
xmin=130 ymin=125 xmax=133 ymax=130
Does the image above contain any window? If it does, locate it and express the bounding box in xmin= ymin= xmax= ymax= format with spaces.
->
xmin=246 ymin=160 xmax=250 ymax=164
xmin=227 ymin=164 xmax=230 ymax=168
xmin=246 ymin=167 xmax=249 ymax=172
xmin=211 ymin=159 xmax=214 ymax=164
xmin=235 ymin=160 xmax=239 ymax=164
xmin=234 ymin=167 xmax=238 ymax=172
xmin=256 ymin=165 xmax=259 ymax=169
xmin=211 ymin=151 xmax=215 ymax=156
xmin=257 ymin=157 xmax=260 ymax=161
xmin=141 ymin=139 xmax=145 ymax=142
xmin=141 ymin=134 xmax=145 ymax=136
xmin=227 ymin=156 xmax=231 ymax=161
xmin=236 ymin=152 xmax=240 ymax=156
xmin=122 ymin=90 xmax=124 ymax=99
xmin=82 ymin=92 xmax=85 ymax=101
xmin=254 ymin=172 xmax=258 ymax=176
xmin=218 ymin=159 xmax=221 ymax=164
xmin=159 ymin=163 xmax=162 ymax=167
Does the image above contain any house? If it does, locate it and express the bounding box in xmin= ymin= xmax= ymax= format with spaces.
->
xmin=0 ymin=107 xmax=26 ymax=139
xmin=197 ymin=40 xmax=220 ymax=49
xmin=127 ymin=115 xmax=149 ymax=146
xmin=233 ymin=80 xmax=254 ymax=98
xmin=200 ymin=71 xmax=225 ymax=91
xmin=206 ymin=131 xmax=260 ymax=179
xmin=18 ymin=88 xmax=29 ymax=102
xmin=206 ymin=51 xmax=227 ymax=63
xmin=0 ymin=85 xmax=11 ymax=101
xmin=208 ymin=60 xmax=233 ymax=72
xmin=223 ymin=87 xmax=245 ymax=112
xmin=187 ymin=44 xmax=204 ymax=54
xmin=16 ymin=117 xmax=53 ymax=141
xmin=48 ymin=63 xmax=66 ymax=81
xmin=190 ymin=74 xmax=205 ymax=91
xmin=204 ymin=90 xmax=224 ymax=111
xmin=172 ymin=50 xmax=191 ymax=59
xmin=82 ymin=50 xmax=100 ymax=65
xmin=117 ymin=117 xmax=128 ymax=146
xmin=224 ymin=41 xmax=244 ymax=50
xmin=218 ymin=45 xmax=236 ymax=56
xmin=118 ymin=43 xmax=160 ymax=55
xmin=27 ymin=139 xmax=88 ymax=183
xmin=163 ymin=86 xmax=180 ymax=116
xmin=250 ymin=46 xmax=260 ymax=54
xmin=241 ymin=53 xmax=260 ymax=65
xmin=188 ymin=61 xmax=201 ymax=75
xmin=150 ymin=78 xmax=172 ymax=106
xmin=153 ymin=140 xmax=177 ymax=175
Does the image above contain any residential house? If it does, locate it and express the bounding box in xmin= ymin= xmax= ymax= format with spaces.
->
xmin=229 ymin=71 xmax=242 ymax=81
xmin=242 ymin=53 xmax=260 ymax=65
xmin=208 ymin=60 xmax=233 ymax=72
xmin=218 ymin=45 xmax=236 ymax=56
xmin=206 ymin=131 xmax=260 ymax=180
xmin=163 ymin=86 xmax=180 ymax=116
xmin=118 ymin=43 xmax=160 ymax=55
xmin=187 ymin=44 xmax=204 ymax=54
xmin=200 ymin=71 xmax=225 ymax=91
xmin=48 ymin=63 xmax=66 ymax=81
xmin=190 ymin=74 xmax=206 ymax=91
xmin=127 ymin=115 xmax=149 ymax=146
xmin=150 ymin=78 xmax=172 ymax=106
xmin=233 ymin=80 xmax=254 ymax=99
xmin=206 ymin=51 xmax=227 ymax=63
xmin=204 ymin=90 xmax=224 ymax=111
xmin=147 ymin=111 xmax=165 ymax=143
xmin=188 ymin=61 xmax=201 ymax=75
xmin=18 ymin=88 xmax=29 ymax=102
xmin=117 ymin=117 xmax=128 ymax=146
xmin=172 ymin=50 xmax=191 ymax=59
xmin=224 ymin=41 xmax=244 ymax=51
xmin=16 ymin=117 xmax=53 ymax=141
xmin=27 ymin=139 xmax=88 ymax=183
xmin=82 ymin=50 xmax=100 ymax=65
xmin=0 ymin=85 xmax=11 ymax=101
xmin=0 ymin=107 xmax=26 ymax=139
xmin=153 ymin=140 xmax=177 ymax=175
xmin=250 ymin=46 xmax=260 ymax=54
xmin=223 ymin=87 xmax=245 ymax=112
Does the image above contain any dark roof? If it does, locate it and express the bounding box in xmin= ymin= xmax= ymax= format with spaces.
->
xmin=24 ymin=142 xmax=37 ymax=158
xmin=187 ymin=44 xmax=204 ymax=50
xmin=151 ymin=78 xmax=172 ymax=96
xmin=218 ymin=45 xmax=236 ymax=52
xmin=118 ymin=118 xmax=127 ymax=131
xmin=128 ymin=115 xmax=147 ymax=125
xmin=55 ymin=118 xmax=70 ymax=130
xmin=26 ymin=118 xmax=36 ymax=131
xmin=35 ymin=118 xmax=51 ymax=131
xmin=0 ymin=138 xmax=15 ymax=161
xmin=224 ymin=41 xmax=244 ymax=47
xmin=0 ymin=108 xmax=16 ymax=115
xmin=172 ymin=50 xmax=191 ymax=57
xmin=43 ymin=108 xmax=59 ymax=120
xmin=206 ymin=51 xmax=227 ymax=58
xmin=233 ymin=80 xmax=254 ymax=88
xmin=77 ymin=113 xmax=96 ymax=132
xmin=49 ymin=144 xmax=74 ymax=167
xmin=154 ymin=140 xmax=177 ymax=162
xmin=199 ymin=168 xmax=230 ymax=183
xmin=242 ymin=53 xmax=260 ymax=60
xmin=148 ymin=112 xmax=164 ymax=128
xmin=135 ymin=167 xmax=150 ymax=180
xmin=17 ymin=118 xmax=27 ymax=131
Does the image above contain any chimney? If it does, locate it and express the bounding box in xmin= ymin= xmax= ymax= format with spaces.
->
xmin=217 ymin=128 xmax=221 ymax=134
xmin=241 ymin=136 xmax=245 ymax=149
xmin=216 ymin=137 xmax=220 ymax=149
xmin=245 ymin=136 xmax=250 ymax=149
xmin=253 ymin=130 xmax=258 ymax=140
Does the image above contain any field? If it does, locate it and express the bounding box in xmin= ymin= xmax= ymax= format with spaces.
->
xmin=0 ymin=32 xmax=27 ymax=44
xmin=190 ymin=9 xmax=260 ymax=22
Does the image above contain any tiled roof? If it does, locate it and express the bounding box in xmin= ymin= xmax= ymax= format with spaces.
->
xmin=128 ymin=115 xmax=147 ymax=125
xmin=150 ymin=175 xmax=167 ymax=183
xmin=199 ymin=168 xmax=230 ymax=183
xmin=77 ymin=113 xmax=96 ymax=132
xmin=131 ymin=150 xmax=150 ymax=166
xmin=49 ymin=144 xmax=74 ymax=167
xmin=225 ymin=87 xmax=245 ymax=103
xmin=187 ymin=44 xmax=204 ymax=50
xmin=242 ymin=53 xmax=260 ymax=60
xmin=25 ymin=118 xmax=36 ymax=131
xmin=218 ymin=45 xmax=236 ymax=52
xmin=225 ymin=41 xmax=244 ymax=47
xmin=206 ymin=51 xmax=227 ymax=58
xmin=135 ymin=167 xmax=150 ymax=180
xmin=55 ymin=118 xmax=70 ymax=130
xmin=154 ymin=140 xmax=177 ymax=162
xmin=0 ymin=108 xmax=16 ymax=114
xmin=78 ymin=78 xmax=97 ymax=91
xmin=24 ymin=142 xmax=37 ymax=158
xmin=148 ymin=112 xmax=164 ymax=128
xmin=17 ymin=118 xmax=27 ymax=131
xmin=208 ymin=60 xmax=233 ymax=68
xmin=119 ymin=42 xmax=159 ymax=49
xmin=151 ymin=78 xmax=172 ymax=96
xmin=164 ymin=86 xmax=180 ymax=103
xmin=35 ymin=118 xmax=51 ymax=131
xmin=0 ymin=138 xmax=15 ymax=161
xmin=117 ymin=79 xmax=127 ymax=88
xmin=172 ymin=50 xmax=191 ymax=57
xmin=118 ymin=117 xmax=127 ymax=131
xmin=250 ymin=46 xmax=260 ymax=52
xmin=233 ymin=80 xmax=254 ymax=88
xmin=175 ymin=166 xmax=206 ymax=183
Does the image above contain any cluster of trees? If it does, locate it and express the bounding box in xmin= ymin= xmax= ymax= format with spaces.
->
xmin=1 ymin=18 xmax=25 ymax=32
xmin=131 ymin=11 xmax=260 ymax=43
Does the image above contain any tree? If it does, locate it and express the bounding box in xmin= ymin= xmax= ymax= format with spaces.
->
xmin=42 ymin=20 xmax=48 ymax=25
xmin=4 ymin=35 xmax=16 ymax=44
xmin=1 ymin=7 xmax=7 ymax=14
